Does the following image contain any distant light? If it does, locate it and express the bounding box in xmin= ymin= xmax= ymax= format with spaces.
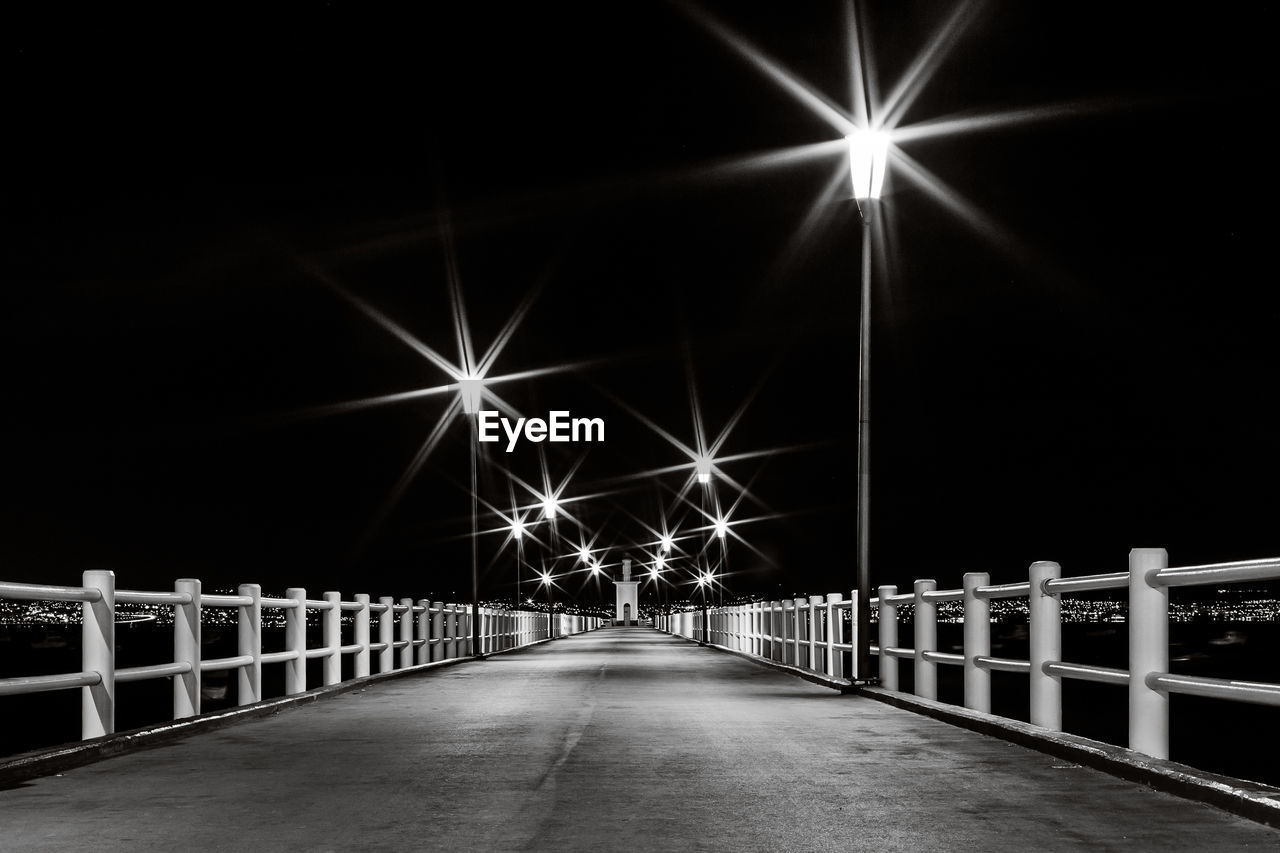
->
xmin=649 ymin=568 xmax=659 ymax=581
xmin=578 ymin=546 xmax=591 ymax=563
xmin=511 ymin=520 xmax=525 ymax=541
xmin=846 ymin=129 xmax=890 ymax=200
xmin=659 ymin=535 xmax=673 ymax=554
xmin=539 ymin=571 xmax=552 ymax=585
xmin=541 ymin=497 xmax=559 ymax=519
xmin=590 ymin=562 xmax=601 ymax=576
xmin=695 ymin=457 xmax=712 ymax=485
xmin=714 ymin=518 xmax=729 ymax=539
xmin=458 ymin=377 xmax=484 ymax=415
xmin=655 ymin=554 xmax=666 ymax=570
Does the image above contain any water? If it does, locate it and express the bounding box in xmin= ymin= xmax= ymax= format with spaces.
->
xmin=3 ymin=620 xmax=1279 ymax=788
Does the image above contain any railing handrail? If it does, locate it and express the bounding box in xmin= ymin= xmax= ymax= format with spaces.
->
xmin=1 ymin=572 xmax=605 ymax=745
xmin=656 ymin=550 xmax=1280 ymax=767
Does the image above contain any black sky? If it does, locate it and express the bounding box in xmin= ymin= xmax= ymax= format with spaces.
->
xmin=4 ymin=1 xmax=1279 ymax=603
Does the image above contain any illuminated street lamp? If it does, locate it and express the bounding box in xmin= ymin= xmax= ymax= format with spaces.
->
xmin=695 ymin=457 xmax=712 ymax=485
xmin=659 ymin=534 xmax=673 ymax=555
xmin=539 ymin=570 xmax=556 ymax=639
xmin=847 ymin=127 xmax=890 ymax=681
xmin=541 ymin=497 xmax=560 ymax=520
xmin=696 ymin=570 xmax=710 ymax=645
xmin=460 ymin=376 xmax=486 ymax=658
xmin=511 ymin=519 xmax=525 ymax=609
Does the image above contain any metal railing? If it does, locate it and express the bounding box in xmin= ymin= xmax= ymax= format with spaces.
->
xmin=658 ymin=549 xmax=1280 ymax=761
xmin=0 ymin=571 xmax=604 ymax=742
xmin=656 ymin=592 xmax=856 ymax=680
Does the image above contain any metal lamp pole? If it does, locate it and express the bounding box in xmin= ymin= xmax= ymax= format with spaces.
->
xmin=460 ymin=379 xmax=483 ymax=659
xmin=847 ymin=130 xmax=888 ymax=682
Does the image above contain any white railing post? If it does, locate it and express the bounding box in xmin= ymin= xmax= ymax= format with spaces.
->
xmin=788 ymin=596 xmax=798 ymax=666
xmin=962 ymin=572 xmax=990 ymax=713
xmin=378 ymin=596 xmax=394 ymax=672
xmin=237 ymin=583 xmax=262 ymax=706
xmin=174 ymin=578 xmax=201 ymax=719
xmin=416 ymin=600 xmax=430 ymax=664
xmin=914 ymin=580 xmax=937 ymax=700
xmin=825 ymin=594 xmax=842 ymax=677
xmin=323 ymin=592 xmax=341 ymax=686
xmin=82 ymin=569 xmax=115 ymax=739
xmin=808 ymin=596 xmax=822 ymax=671
xmin=354 ymin=593 xmax=371 ymax=677
xmin=1130 ymin=547 xmax=1170 ymax=759
xmin=398 ymin=598 xmax=413 ymax=668
xmin=771 ymin=601 xmax=783 ymax=662
xmin=285 ymin=587 xmax=307 ymax=695
xmin=878 ymin=585 xmax=898 ymax=691
xmin=1029 ymin=561 xmax=1062 ymax=730
xmin=430 ymin=602 xmax=444 ymax=661
xmin=445 ymin=604 xmax=458 ymax=657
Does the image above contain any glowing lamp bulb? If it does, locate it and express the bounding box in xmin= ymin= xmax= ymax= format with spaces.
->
xmin=458 ymin=377 xmax=484 ymax=415
xmin=578 ymin=547 xmax=591 ymax=563
xmin=649 ymin=569 xmax=659 ymax=581
xmin=846 ymin=129 xmax=889 ymax=200
xmin=539 ymin=571 xmax=552 ymax=585
xmin=511 ymin=521 xmax=525 ymax=541
xmin=714 ymin=519 xmax=729 ymax=539
xmin=541 ymin=498 xmax=559 ymax=520
xmin=695 ymin=458 xmax=712 ymax=485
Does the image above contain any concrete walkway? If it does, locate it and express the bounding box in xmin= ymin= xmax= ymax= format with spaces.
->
xmin=2 ymin=628 xmax=1278 ymax=851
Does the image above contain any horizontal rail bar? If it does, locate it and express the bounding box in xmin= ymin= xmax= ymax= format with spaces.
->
xmin=1043 ymin=661 xmax=1130 ymax=686
xmin=0 ymin=671 xmax=102 ymax=696
xmin=370 ymin=604 xmax=389 ymax=613
xmin=115 ymin=590 xmax=193 ymax=606
xmin=920 ymin=589 xmax=963 ymax=603
xmin=116 ymin=661 xmax=193 ymax=683
xmin=0 ymin=581 xmax=101 ymax=604
xmin=975 ymin=582 xmax=1031 ymax=600
xmin=260 ymin=650 xmax=300 ymax=665
xmin=975 ymin=655 xmax=1031 ymax=673
xmin=1147 ymin=672 xmax=1280 ymax=706
xmin=921 ymin=651 xmax=964 ymax=665
xmin=259 ymin=597 xmax=299 ymax=609
xmin=882 ymin=593 xmax=914 ymax=605
xmin=201 ymin=594 xmax=253 ymax=607
xmin=305 ymin=599 xmax=334 ymax=610
xmin=369 ymin=642 xmax=388 ymax=651
xmin=202 ymin=655 xmax=254 ymax=673
xmin=1153 ymin=559 xmax=1280 ymax=589
xmin=304 ymin=648 xmax=333 ymax=660
xmin=881 ymin=646 xmax=914 ymax=659
xmin=340 ymin=643 xmax=362 ymax=653
xmin=339 ymin=602 xmax=363 ymax=611
xmin=1042 ymin=572 xmax=1128 ymax=595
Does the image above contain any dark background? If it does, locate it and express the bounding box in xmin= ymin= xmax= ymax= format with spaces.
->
xmin=3 ymin=1 xmax=1278 ymax=603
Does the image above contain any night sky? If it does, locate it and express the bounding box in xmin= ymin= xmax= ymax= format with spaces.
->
xmin=4 ymin=1 xmax=1279 ymax=603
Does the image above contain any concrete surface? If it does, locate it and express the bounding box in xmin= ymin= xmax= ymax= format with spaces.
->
xmin=2 ymin=627 xmax=1278 ymax=851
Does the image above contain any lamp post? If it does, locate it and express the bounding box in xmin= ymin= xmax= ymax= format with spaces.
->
xmin=697 ymin=571 xmax=710 ymax=645
xmin=846 ymin=128 xmax=889 ymax=681
xmin=539 ymin=570 xmax=555 ymax=640
xmin=511 ymin=519 xmax=525 ymax=611
xmin=459 ymin=377 xmax=484 ymax=658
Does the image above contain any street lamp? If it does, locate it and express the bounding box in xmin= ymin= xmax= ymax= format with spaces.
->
xmin=695 ymin=457 xmax=712 ymax=485
xmin=696 ymin=570 xmax=711 ymax=645
xmin=539 ymin=570 xmax=557 ymax=639
xmin=659 ymin=534 xmax=673 ymax=555
xmin=847 ymin=127 xmax=890 ymax=682
xmin=511 ymin=519 xmax=525 ymax=610
xmin=541 ymin=497 xmax=559 ymax=520
xmin=460 ymin=377 xmax=485 ymax=658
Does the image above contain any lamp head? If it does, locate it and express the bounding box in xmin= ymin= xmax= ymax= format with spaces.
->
xmin=846 ymin=129 xmax=889 ymax=200
xmin=458 ymin=377 xmax=484 ymax=415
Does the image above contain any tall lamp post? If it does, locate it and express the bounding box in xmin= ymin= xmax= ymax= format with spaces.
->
xmin=511 ymin=519 xmax=525 ymax=609
xmin=459 ymin=378 xmax=484 ymax=658
xmin=847 ymin=129 xmax=889 ymax=682
xmin=539 ymin=570 xmax=555 ymax=640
